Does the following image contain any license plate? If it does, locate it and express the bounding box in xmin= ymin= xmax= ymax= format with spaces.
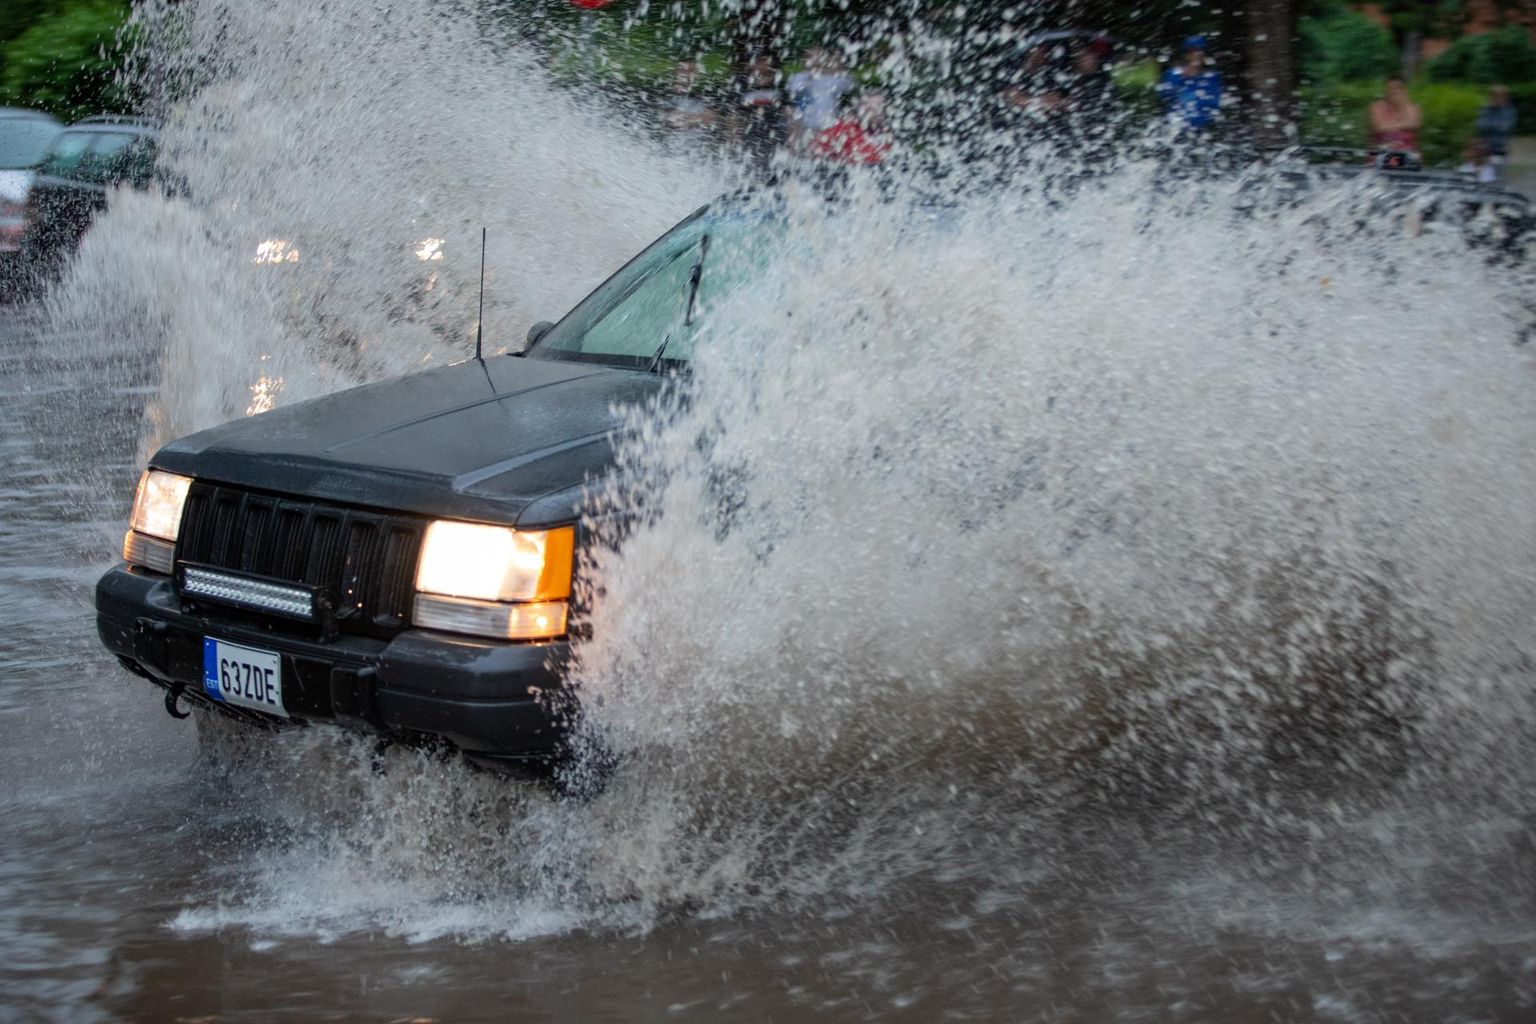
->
xmin=203 ymin=638 xmax=286 ymax=716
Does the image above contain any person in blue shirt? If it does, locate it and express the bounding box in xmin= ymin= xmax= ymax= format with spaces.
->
xmin=1157 ymin=36 xmax=1224 ymax=133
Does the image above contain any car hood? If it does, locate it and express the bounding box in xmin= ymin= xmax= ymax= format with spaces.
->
xmin=0 ymin=169 xmax=33 ymax=205
xmin=152 ymin=356 xmax=664 ymax=527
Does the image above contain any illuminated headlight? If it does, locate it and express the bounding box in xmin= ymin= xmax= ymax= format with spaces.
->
xmin=123 ymin=469 xmax=192 ymax=573
xmin=414 ymin=521 xmax=574 ymax=640
xmin=253 ymin=239 xmax=299 ymax=264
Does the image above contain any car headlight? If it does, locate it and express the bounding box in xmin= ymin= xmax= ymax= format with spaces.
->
xmin=123 ymin=469 xmax=192 ymax=574
xmin=253 ymin=239 xmax=298 ymax=265
xmin=413 ymin=521 xmax=574 ymax=640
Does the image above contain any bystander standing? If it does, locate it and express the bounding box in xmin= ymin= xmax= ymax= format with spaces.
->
xmin=1475 ymin=85 xmax=1517 ymax=173
xmin=1157 ymin=36 xmax=1223 ymax=134
xmin=807 ymin=90 xmax=893 ymax=166
xmin=786 ymin=47 xmax=855 ymax=148
xmin=1368 ymin=77 xmax=1421 ymax=156
xmin=658 ymin=59 xmax=718 ymax=144
xmin=732 ymin=56 xmax=788 ymax=176
xmin=1459 ymin=138 xmax=1498 ymax=183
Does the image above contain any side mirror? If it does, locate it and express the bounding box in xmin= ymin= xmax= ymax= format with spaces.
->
xmin=526 ymin=321 xmax=555 ymax=348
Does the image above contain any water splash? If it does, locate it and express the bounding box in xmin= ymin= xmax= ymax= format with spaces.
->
xmin=46 ymin=0 xmax=720 ymax=459
xmin=40 ymin=0 xmax=1536 ymax=948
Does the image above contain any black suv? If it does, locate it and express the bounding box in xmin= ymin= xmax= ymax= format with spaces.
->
xmin=21 ymin=116 xmax=159 ymax=280
xmin=97 ymin=201 xmax=745 ymax=775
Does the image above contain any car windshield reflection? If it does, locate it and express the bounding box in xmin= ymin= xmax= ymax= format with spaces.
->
xmin=527 ymin=202 xmax=780 ymax=372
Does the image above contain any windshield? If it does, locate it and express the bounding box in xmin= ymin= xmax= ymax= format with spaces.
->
xmin=0 ymin=117 xmax=61 ymax=170
xmin=40 ymin=131 xmax=93 ymax=178
xmin=529 ymin=202 xmax=779 ymax=370
xmin=38 ymin=130 xmax=155 ymax=184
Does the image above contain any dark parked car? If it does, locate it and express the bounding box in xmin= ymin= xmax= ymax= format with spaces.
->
xmin=98 ymin=201 xmax=739 ymax=775
xmin=1281 ymin=148 xmax=1532 ymax=252
xmin=0 ymin=108 xmax=62 ymax=285
xmin=21 ymin=116 xmax=158 ymax=280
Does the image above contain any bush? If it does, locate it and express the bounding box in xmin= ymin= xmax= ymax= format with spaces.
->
xmin=1300 ymin=9 xmax=1399 ymax=84
xmin=1425 ymin=26 xmax=1536 ymax=85
xmin=1300 ymin=80 xmax=1379 ymax=151
xmin=1413 ymin=81 xmax=1485 ymax=165
xmin=1509 ymin=81 xmax=1536 ymax=115
xmin=0 ymin=0 xmax=133 ymax=120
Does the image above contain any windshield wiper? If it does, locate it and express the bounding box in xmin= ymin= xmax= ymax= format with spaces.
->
xmin=647 ymin=234 xmax=710 ymax=374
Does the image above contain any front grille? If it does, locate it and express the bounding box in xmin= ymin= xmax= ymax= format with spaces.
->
xmin=176 ymin=482 xmax=425 ymax=638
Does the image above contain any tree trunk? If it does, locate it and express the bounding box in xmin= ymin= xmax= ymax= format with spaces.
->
xmin=1245 ymin=0 xmax=1298 ymax=150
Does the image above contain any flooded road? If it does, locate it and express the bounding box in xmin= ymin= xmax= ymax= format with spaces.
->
xmin=3 ymin=299 xmax=1535 ymax=1020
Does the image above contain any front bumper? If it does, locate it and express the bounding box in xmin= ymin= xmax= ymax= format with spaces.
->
xmin=96 ymin=564 xmax=572 ymax=771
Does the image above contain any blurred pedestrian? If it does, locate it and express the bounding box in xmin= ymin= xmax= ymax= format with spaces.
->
xmin=1069 ymin=36 xmax=1115 ymax=117
xmin=732 ymin=56 xmax=788 ymax=176
xmin=1157 ymin=36 xmax=1223 ymax=134
xmin=1475 ymin=85 xmax=1517 ymax=171
xmin=1459 ymin=138 xmax=1498 ymax=184
xmin=659 ymin=59 xmax=718 ymax=142
xmin=786 ymin=47 xmax=854 ymax=147
xmin=807 ymin=90 xmax=893 ymax=166
xmin=1066 ymin=35 xmax=1118 ymax=159
xmin=1368 ymin=77 xmax=1421 ymax=156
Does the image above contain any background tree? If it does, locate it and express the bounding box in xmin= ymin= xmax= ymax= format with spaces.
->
xmin=0 ymin=0 xmax=132 ymax=119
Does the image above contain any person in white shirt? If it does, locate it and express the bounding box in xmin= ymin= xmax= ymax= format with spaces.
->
xmin=786 ymin=47 xmax=854 ymax=147
xmin=659 ymin=59 xmax=718 ymax=141
xmin=1459 ymin=138 xmax=1498 ymax=184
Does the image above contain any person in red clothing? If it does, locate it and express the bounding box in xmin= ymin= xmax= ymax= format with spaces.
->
xmin=807 ymin=91 xmax=892 ymax=166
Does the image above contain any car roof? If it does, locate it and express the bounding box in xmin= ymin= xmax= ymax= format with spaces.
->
xmin=65 ymin=115 xmax=159 ymax=134
xmin=0 ymin=107 xmax=61 ymax=123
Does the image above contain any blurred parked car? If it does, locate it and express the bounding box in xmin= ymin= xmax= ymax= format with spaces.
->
xmin=20 ymin=115 xmax=159 ymax=283
xmin=0 ymin=107 xmax=63 ymax=289
xmin=1296 ymin=147 xmax=1533 ymax=257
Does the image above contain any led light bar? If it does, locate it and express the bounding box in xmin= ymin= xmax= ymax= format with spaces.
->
xmin=181 ymin=566 xmax=315 ymax=620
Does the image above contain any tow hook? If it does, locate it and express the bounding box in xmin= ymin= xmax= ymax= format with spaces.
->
xmin=370 ymin=737 xmax=393 ymax=775
xmin=164 ymin=684 xmax=192 ymax=720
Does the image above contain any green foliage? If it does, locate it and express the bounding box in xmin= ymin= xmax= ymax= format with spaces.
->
xmin=1300 ymin=79 xmax=1485 ymax=166
xmin=1425 ymin=25 xmax=1536 ymax=84
xmin=1112 ymin=59 xmax=1166 ymax=121
xmin=1299 ymin=8 xmax=1398 ymax=84
xmin=1414 ymin=81 xmax=1486 ymax=165
xmin=1299 ymin=80 xmax=1377 ymax=151
xmin=0 ymin=0 xmax=132 ymax=120
xmin=1379 ymin=0 xmax=1467 ymax=40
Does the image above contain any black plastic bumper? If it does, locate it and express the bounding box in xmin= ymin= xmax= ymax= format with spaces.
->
xmin=96 ymin=564 xmax=571 ymax=770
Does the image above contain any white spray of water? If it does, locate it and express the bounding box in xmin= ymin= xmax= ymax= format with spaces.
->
xmin=43 ymin=0 xmax=1536 ymax=943
xmin=47 ymin=0 xmax=720 ymax=456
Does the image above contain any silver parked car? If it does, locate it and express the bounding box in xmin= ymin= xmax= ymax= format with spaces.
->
xmin=0 ymin=108 xmax=63 ymax=287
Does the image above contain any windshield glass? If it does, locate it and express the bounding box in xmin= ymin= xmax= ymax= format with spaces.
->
xmin=40 ymin=131 xmax=93 ymax=178
xmin=0 ymin=117 xmax=61 ymax=169
xmin=76 ymin=131 xmax=142 ymax=184
xmin=529 ymin=202 xmax=780 ymax=370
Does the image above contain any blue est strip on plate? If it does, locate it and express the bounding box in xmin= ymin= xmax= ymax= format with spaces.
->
xmin=202 ymin=637 xmax=286 ymax=716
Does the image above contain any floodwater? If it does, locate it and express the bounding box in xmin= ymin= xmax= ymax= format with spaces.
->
xmin=5 ymin=1 xmax=1536 ymax=1020
xmin=2 ymin=312 xmax=1534 ymax=1023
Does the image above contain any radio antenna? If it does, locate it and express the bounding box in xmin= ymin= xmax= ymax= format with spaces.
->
xmin=474 ymin=226 xmax=487 ymax=361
